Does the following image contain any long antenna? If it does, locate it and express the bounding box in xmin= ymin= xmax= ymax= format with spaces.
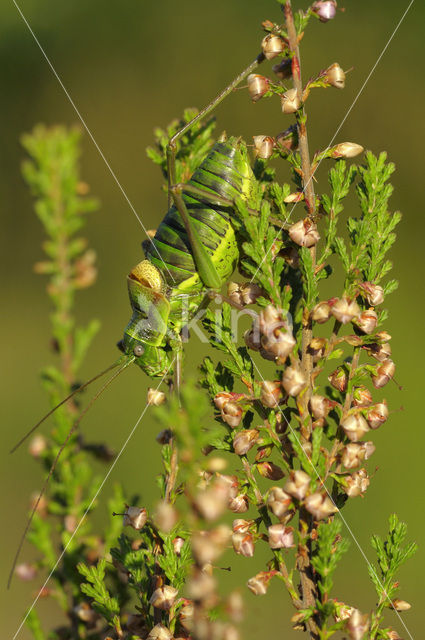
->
xmin=7 ymin=355 xmax=135 ymax=589
xmin=10 ymin=356 xmax=127 ymax=454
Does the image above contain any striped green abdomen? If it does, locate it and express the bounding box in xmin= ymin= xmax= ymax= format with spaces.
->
xmin=145 ymin=138 xmax=253 ymax=295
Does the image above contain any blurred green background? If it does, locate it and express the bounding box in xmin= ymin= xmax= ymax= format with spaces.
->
xmin=1 ymin=0 xmax=424 ymax=637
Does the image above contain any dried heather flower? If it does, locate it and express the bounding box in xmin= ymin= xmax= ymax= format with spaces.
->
xmin=247 ymin=570 xmax=277 ymax=595
xmin=268 ymin=524 xmax=294 ymax=549
xmin=346 ymin=609 xmax=369 ymax=640
xmin=340 ymin=412 xmax=370 ymax=442
xmin=391 ymin=599 xmax=411 ymax=611
xmin=229 ymin=494 xmax=249 ymax=513
xmin=359 ymin=281 xmax=384 ymax=306
xmin=232 ymin=531 xmax=255 ymax=557
xmin=288 ymin=218 xmax=320 ymax=247
xmin=367 ymin=401 xmax=389 ymax=429
xmin=123 ymin=506 xmax=147 ymax=530
xmin=370 ymin=342 xmax=392 ymax=362
xmin=147 ymin=388 xmax=166 ymax=406
xmin=233 ymin=429 xmax=259 ymax=455
xmin=355 ymin=309 xmax=378 ymax=334
xmin=331 ymin=142 xmax=364 ymax=158
xmin=267 ymin=487 xmax=294 ymax=521
xmin=372 ymin=359 xmax=395 ymax=388
xmin=324 ymin=62 xmax=345 ymax=88
xmin=192 ymin=526 xmax=232 ymax=564
xmin=149 ymin=585 xmax=179 ymax=610
xmin=311 ymin=300 xmax=332 ymax=324
xmin=226 ymin=590 xmax=244 ymax=623
xmin=173 ymin=537 xmax=185 ymax=555
xmin=328 ymin=367 xmax=348 ymax=392
xmin=74 ymin=602 xmax=98 ymax=623
xmin=310 ymin=394 xmax=337 ymax=419
xmin=154 ymin=500 xmax=178 ymax=533
xmin=284 ymin=470 xmax=310 ymax=500
xmin=281 ymin=88 xmax=301 ymax=114
xmin=260 ymin=380 xmax=283 ymax=408
xmin=15 ymin=563 xmax=37 ymax=581
xmin=341 ymin=442 xmax=375 ymax=469
xmin=333 ymin=600 xmax=355 ymax=622
xmin=308 ymin=336 xmax=327 ymax=361
xmin=147 ymin=624 xmax=173 ymax=640
xmin=232 ymin=518 xmax=253 ymax=534
xmin=344 ymin=468 xmax=370 ymax=497
xmin=261 ymin=329 xmax=296 ymax=364
xmin=352 ymin=386 xmax=373 ymax=407
xmin=247 ymin=74 xmax=270 ymax=102
xmin=253 ymin=135 xmax=275 ymax=159
xmin=261 ymin=34 xmax=286 ymax=59
xmin=305 ymin=492 xmax=337 ymax=520
xmin=221 ymin=401 xmax=244 ymax=428
xmin=28 ymin=434 xmax=47 ymax=458
xmin=331 ymin=297 xmax=360 ymax=324
xmin=257 ymin=461 xmax=285 ymax=480
xmin=282 ymin=365 xmax=307 ymax=396
xmin=276 ymin=125 xmax=298 ymax=151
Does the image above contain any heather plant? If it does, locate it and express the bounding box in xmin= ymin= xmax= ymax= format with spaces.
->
xmin=11 ymin=2 xmax=417 ymax=640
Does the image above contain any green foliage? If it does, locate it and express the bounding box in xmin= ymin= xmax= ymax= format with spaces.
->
xmin=146 ymin=107 xmax=216 ymax=187
xmin=368 ymin=515 xmax=417 ymax=637
xmin=78 ymin=559 xmax=122 ymax=633
xmin=312 ymin=519 xmax=349 ymax=621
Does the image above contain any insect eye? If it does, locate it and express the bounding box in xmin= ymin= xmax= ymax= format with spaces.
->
xmin=133 ymin=344 xmax=145 ymax=357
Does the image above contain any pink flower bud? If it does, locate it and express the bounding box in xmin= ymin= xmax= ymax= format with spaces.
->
xmin=372 ymin=359 xmax=395 ymax=388
xmin=253 ymin=135 xmax=275 ymax=159
xmin=272 ymin=58 xmax=292 ymax=80
xmin=310 ymin=395 xmax=337 ymax=419
xmin=282 ymin=365 xmax=307 ymax=396
xmin=281 ymin=88 xmax=301 ymax=114
xmin=330 ymin=297 xmax=360 ymax=324
xmin=233 ymin=429 xmax=259 ymax=455
xmin=305 ymin=492 xmax=337 ymax=520
xmin=260 ymin=380 xmax=283 ymax=408
xmin=257 ymin=461 xmax=285 ymax=480
xmin=261 ymin=34 xmax=286 ymax=60
xmin=324 ymin=62 xmax=345 ymax=88
xmin=346 ymin=609 xmax=369 ymax=640
xmin=366 ymin=401 xmax=389 ymax=429
xmin=284 ymin=470 xmax=310 ymax=500
xmin=268 ymin=524 xmax=294 ymax=549
xmin=352 ymin=386 xmax=373 ymax=407
xmin=328 ymin=367 xmax=348 ymax=392
xmin=344 ymin=468 xmax=370 ymax=497
xmin=232 ymin=531 xmax=255 ymax=557
xmin=311 ymin=301 xmax=332 ymax=324
xmin=312 ymin=0 xmax=337 ymax=22
xmin=149 ymin=585 xmax=179 ymax=610
xmin=267 ymin=487 xmax=294 ymax=521
xmin=355 ymin=309 xmax=378 ymax=334
xmin=123 ymin=506 xmax=147 ymax=530
xmin=331 ymin=142 xmax=364 ymax=158
xmin=247 ymin=570 xmax=277 ymax=595
xmin=288 ymin=218 xmax=320 ymax=247
xmin=340 ymin=413 xmax=370 ymax=442
xmin=359 ymin=281 xmax=384 ymax=306
xmin=229 ymin=494 xmax=249 ymax=513
xmin=247 ymin=74 xmax=270 ymax=102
